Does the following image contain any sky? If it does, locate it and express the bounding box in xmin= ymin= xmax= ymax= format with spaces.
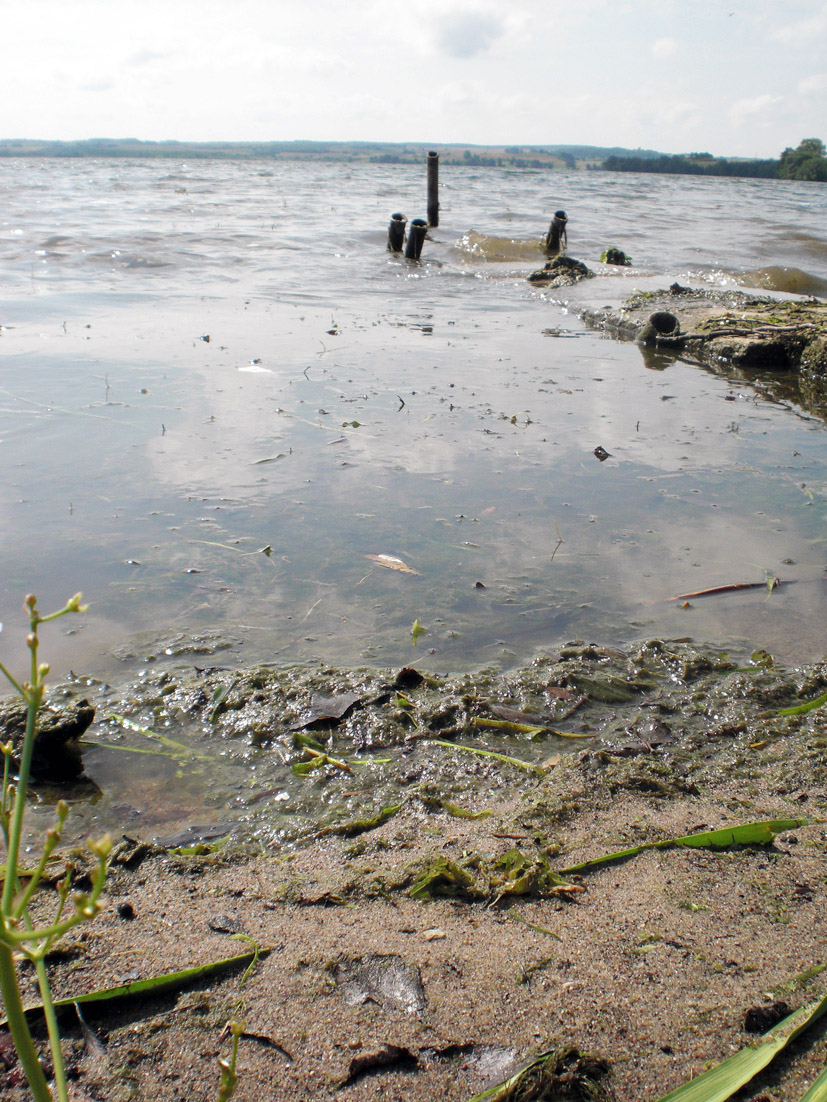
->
xmin=1 ymin=0 xmax=825 ymax=157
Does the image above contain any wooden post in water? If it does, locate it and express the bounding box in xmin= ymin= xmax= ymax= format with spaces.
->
xmin=387 ymin=212 xmax=407 ymax=252
xmin=545 ymin=210 xmax=568 ymax=255
xmin=427 ymin=150 xmax=439 ymax=227
xmin=405 ymin=218 xmax=428 ymax=260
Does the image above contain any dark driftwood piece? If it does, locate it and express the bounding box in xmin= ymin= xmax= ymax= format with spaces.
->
xmin=0 ymin=698 xmax=95 ymax=781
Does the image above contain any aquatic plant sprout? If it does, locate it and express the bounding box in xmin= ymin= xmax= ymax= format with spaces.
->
xmin=0 ymin=593 xmax=112 ymax=1102
xmin=0 ymin=595 xmax=264 ymax=1101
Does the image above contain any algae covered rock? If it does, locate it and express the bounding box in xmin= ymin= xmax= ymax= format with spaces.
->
xmin=601 ymin=246 xmax=631 ymax=266
xmin=579 ymin=286 xmax=827 ymax=391
xmin=0 ymin=696 xmax=95 ymax=781
xmin=528 ymin=255 xmax=593 ymax=287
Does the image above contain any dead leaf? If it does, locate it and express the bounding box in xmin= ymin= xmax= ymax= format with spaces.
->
xmin=365 ymin=554 xmax=420 ymax=575
xmin=289 ymin=692 xmax=362 ymax=730
xmin=490 ymin=704 xmax=549 ymax=725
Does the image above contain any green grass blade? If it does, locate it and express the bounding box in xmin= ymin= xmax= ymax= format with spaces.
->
xmin=801 ymin=1062 xmax=827 ymax=1101
xmin=466 ymin=1051 xmax=554 ymax=1102
xmin=472 ymin=718 xmax=547 ymax=737
xmin=431 ymin=739 xmax=545 ymax=773
xmin=654 ymin=991 xmax=827 ymax=1102
xmin=507 ymin=909 xmax=563 ymax=941
xmin=107 ymin=713 xmax=214 ymax=761
xmin=774 ymin=961 xmax=827 ymax=997
xmin=775 ymin=691 xmax=827 ymax=717
xmin=0 ymin=946 xmax=271 ymax=1025
xmin=317 ymin=802 xmax=403 ymax=837
xmin=557 ymin=819 xmax=809 ymax=876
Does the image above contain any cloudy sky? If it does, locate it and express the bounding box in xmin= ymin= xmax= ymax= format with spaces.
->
xmin=2 ymin=0 xmax=825 ymax=157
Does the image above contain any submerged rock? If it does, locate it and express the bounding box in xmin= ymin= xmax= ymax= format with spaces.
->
xmin=0 ymin=697 xmax=94 ymax=781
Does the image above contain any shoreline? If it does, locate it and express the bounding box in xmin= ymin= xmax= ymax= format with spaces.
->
xmin=5 ymin=638 xmax=827 ymax=1099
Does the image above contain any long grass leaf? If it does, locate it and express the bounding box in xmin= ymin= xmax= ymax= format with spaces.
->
xmin=775 ymin=692 xmax=827 ymax=717
xmin=0 ymin=947 xmax=271 ymax=1025
xmin=431 ymin=739 xmax=544 ymax=773
xmin=653 ymin=991 xmax=827 ymax=1102
xmin=472 ymin=718 xmax=547 ymax=737
xmin=801 ymin=1063 xmax=827 ymax=1101
xmin=80 ymin=738 xmax=177 ymax=760
xmin=556 ymin=819 xmax=808 ymax=876
xmin=107 ymin=713 xmax=214 ymax=762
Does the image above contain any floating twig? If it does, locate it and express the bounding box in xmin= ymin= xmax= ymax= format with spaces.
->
xmin=667 ymin=578 xmax=783 ymax=602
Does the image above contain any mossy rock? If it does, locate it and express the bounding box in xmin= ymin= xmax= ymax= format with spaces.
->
xmin=528 ymin=255 xmax=593 ymax=287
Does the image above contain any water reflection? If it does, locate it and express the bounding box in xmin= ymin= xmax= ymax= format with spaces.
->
xmin=0 ymin=162 xmax=825 ymax=683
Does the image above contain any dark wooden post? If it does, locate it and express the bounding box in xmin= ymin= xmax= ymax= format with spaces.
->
xmin=405 ymin=218 xmax=428 ymax=260
xmin=545 ymin=210 xmax=568 ymax=254
xmin=427 ymin=150 xmax=439 ymax=227
xmin=387 ymin=212 xmax=407 ymax=252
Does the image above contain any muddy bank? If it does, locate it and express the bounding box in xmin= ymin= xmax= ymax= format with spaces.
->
xmin=5 ymin=641 xmax=827 ymax=1100
xmin=578 ymin=286 xmax=827 ymax=416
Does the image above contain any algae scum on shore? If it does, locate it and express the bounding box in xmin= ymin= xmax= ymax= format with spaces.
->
xmin=6 ymin=632 xmax=827 ymax=1101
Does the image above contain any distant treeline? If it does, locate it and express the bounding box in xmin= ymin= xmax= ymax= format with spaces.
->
xmin=603 ymin=153 xmax=777 ymax=178
xmin=603 ymin=139 xmax=826 ymax=182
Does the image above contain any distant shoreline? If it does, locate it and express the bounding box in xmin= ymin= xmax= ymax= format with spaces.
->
xmin=0 ymin=138 xmax=625 ymax=168
xmin=2 ymin=138 xmax=820 ymax=181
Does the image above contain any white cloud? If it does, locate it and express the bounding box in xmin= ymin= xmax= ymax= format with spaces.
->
xmin=78 ymin=80 xmax=115 ymax=93
xmin=729 ymin=93 xmax=783 ymax=124
xmin=652 ymin=37 xmax=677 ymax=58
xmin=768 ymin=2 xmax=827 ymax=45
xmin=798 ymin=72 xmax=827 ymax=95
xmin=435 ymin=11 xmax=505 ymax=58
xmin=126 ymin=49 xmax=174 ymax=67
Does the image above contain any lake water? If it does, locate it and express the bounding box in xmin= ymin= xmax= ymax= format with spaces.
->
xmin=1 ymin=159 xmax=826 ymax=683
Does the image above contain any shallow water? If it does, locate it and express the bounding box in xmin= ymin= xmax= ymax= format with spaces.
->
xmin=1 ymin=159 xmax=826 ymax=682
xmin=2 ymin=157 xmax=826 ymax=840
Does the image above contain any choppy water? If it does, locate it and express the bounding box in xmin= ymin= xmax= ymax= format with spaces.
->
xmin=1 ymin=158 xmax=826 ymax=686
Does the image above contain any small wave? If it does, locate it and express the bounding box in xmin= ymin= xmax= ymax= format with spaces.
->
xmin=123 ymin=256 xmax=171 ymax=269
xmin=453 ymin=230 xmax=544 ymax=263
xmin=736 ymin=266 xmax=827 ymax=296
